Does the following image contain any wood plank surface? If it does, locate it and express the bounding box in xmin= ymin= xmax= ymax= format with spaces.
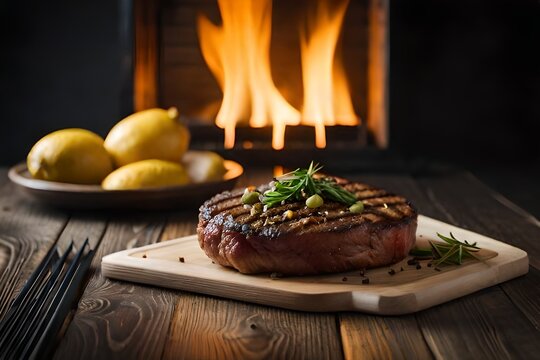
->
xmin=2 ymin=168 xmax=538 ymax=359
xmin=414 ymin=172 xmax=540 ymax=359
xmin=102 ymin=217 xmax=524 ymax=315
xmin=417 ymin=172 xmax=540 ymax=269
xmin=0 ymin=180 xmax=68 ymax=318
xmin=417 ymin=286 xmax=539 ymax=360
xmin=160 ymin=170 xmax=344 ymax=359
xmin=500 ymin=265 xmax=540 ymax=330
xmin=338 ymin=174 xmax=438 ymax=359
xmin=340 ymin=314 xmax=433 ymax=360
xmin=0 ymin=171 xmax=109 ymax=358
xmin=54 ymin=213 xmax=108 ymax=253
xmin=417 ymin=171 xmax=540 ymax=331
xmin=53 ymin=214 xmax=176 ymax=360
xmin=340 ymin=172 xmax=540 ymax=359
xmin=164 ymin=295 xmax=341 ymax=360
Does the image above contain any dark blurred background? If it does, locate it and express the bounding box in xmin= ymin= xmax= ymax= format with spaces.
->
xmin=0 ymin=0 xmax=539 ymax=214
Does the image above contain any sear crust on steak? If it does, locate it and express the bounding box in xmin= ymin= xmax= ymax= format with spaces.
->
xmin=197 ymin=180 xmax=418 ymax=275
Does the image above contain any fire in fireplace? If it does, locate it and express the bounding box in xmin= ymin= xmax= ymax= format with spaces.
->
xmin=134 ymin=0 xmax=388 ymax=155
xmin=198 ymin=0 xmax=358 ymax=150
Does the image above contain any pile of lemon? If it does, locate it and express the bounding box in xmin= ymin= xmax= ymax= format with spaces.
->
xmin=26 ymin=108 xmax=226 ymax=190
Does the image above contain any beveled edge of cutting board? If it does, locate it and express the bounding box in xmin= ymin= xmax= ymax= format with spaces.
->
xmin=101 ymin=215 xmax=529 ymax=314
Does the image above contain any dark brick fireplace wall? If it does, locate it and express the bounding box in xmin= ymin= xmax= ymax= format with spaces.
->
xmin=2 ymin=0 xmax=538 ymax=165
xmin=0 ymin=0 xmax=539 ymax=213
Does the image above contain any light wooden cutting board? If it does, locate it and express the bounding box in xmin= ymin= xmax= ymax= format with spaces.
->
xmin=101 ymin=215 xmax=529 ymax=315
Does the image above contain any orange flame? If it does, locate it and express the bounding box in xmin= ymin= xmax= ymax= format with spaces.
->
xmin=198 ymin=0 xmax=358 ymax=149
xmin=300 ymin=0 xmax=358 ymax=148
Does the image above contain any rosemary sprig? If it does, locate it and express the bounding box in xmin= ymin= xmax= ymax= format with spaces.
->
xmin=429 ymin=232 xmax=481 ymax=266
xmin=261 ymin=162 xmax=357 ymax=208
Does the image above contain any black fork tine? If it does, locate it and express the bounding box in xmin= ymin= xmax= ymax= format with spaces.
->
xmin=1 ymin=242 xmax=74 ymax=358
xmin=29 ymin=243 xmax=95 ymax=359
xmin=21 ymin=239 xmax=90 ymax=359
xmin=11 ymin=244 xmax=60 ymax=309
xmin=0 ymin=238 xmax=95 ymax=360
xmin=0 ymin=244 xmax=59 ymax=338
xmin=0 ymin=244 xmax=64 ymax=350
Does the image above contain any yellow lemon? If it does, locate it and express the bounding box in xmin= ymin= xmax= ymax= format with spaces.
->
xmin=182 ymin=151 xmax=226 ymax=183
xmin=104 ymin=107 xmax=190 ymax=167
xmin=102 ymin=159 xmax=190 ymax=190
xmin=27 ymin=128 xmax=113 ymax=184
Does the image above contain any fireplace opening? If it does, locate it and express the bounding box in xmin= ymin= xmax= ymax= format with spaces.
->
xmin=134 ymin=0 xmax=388 ymax=164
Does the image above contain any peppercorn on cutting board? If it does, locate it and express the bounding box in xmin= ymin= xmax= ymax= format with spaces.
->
xmin=101 ymin=215 xmax=528 ymax=314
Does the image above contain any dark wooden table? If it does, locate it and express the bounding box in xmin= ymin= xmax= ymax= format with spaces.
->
xmin=0 ymin=167 xmax=538 ymax=359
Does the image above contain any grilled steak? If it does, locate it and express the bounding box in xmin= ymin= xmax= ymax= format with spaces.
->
xmin=197 ymin=180 xmax=417 ymax=275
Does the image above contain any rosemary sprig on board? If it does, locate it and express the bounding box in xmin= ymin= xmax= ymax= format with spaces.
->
xmin=429 ymin=232 xmax=481 ymax=266
xmin=261 ymin=162 xmax=357 ymax=208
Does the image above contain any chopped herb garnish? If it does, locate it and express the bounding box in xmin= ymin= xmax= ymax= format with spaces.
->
xmin=262 ymin=162 xmax=357 ymax=209
xmin=409 ymin=232 xmax=481 ymax=267
xmin=430 ymin=232 xmax=480 ymax=266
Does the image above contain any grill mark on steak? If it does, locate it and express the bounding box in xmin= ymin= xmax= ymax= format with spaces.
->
xmin=199 ymin=180 xmax=416 ymax=238
xmin=369 ymin=207 xmax=404 ymax=220
xmin=352 ymin=189 xmax=389 ymax=199
xmin=198 ymin=178 xmax=418 ymax=275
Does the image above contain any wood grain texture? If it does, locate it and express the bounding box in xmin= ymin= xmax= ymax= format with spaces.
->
xmin=416 ymin=172 xmax=540 ymax=330
xmin=500 ymin=265 xmax=540 ymax=330
xmin=417 ymin=172 xmax=540 ymax=269
xmin=160 ymin=212 xmax=198 ymax=241
xmin=102 ymin=217 xmax=525 ymax=314
xmin=54 ymin=213 xmax=108 ymax=253
xmin=337 ymin=174 xmax=442 ymax=360
xmin=160 ymin=172 xmax=343 ymax=359
xmin=0 ymin=181 xmax=68 ymax=318
xmin=417 ymin=287 xmax=539 ymax=360
xmin=340 ymin=314 xmax=433 ymax=360
xmin=53 ymin=215 xmax=177 ymax=360
xmin=414 ymin=172 xmax=540 ymax=359
xmin=0 ymin=168 xmax=110 ymax=356
xmin=341 ymin=172 xmax=540 ymax=359
xmin=3 ymin=167 xmax=537 ymax=359
xmin=164 ymin=296 xmax=342 ymax=360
